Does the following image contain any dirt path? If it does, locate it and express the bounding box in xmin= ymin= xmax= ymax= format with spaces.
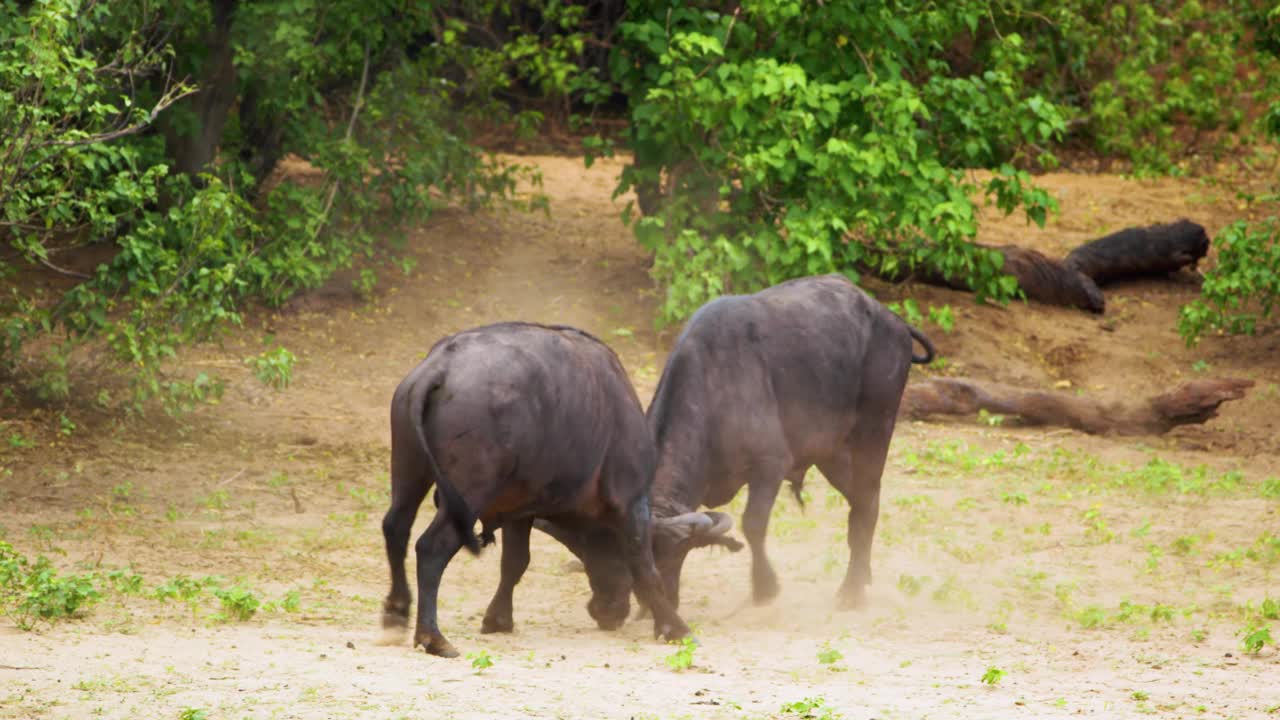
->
xmin=2 ymin=156 xmax=1278 ymax=720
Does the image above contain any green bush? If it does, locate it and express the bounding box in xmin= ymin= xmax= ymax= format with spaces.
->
xmin=0 ymin=1 xmax=593 ymax=414
xmin=600 ymin=1 xmax=1279 ymax=324
xmin=0 ymin=541 xmax=101 ymax=631
xmin=606 ymin=2 xmax=1067 ymax=323
xmin=1017 ymin=1 xmax=1275 ymax=174
xmin=1179 ymin=220 xmax=1280 ymax=344
xmin=1179 ymin=4 xmax=1280 ymax=345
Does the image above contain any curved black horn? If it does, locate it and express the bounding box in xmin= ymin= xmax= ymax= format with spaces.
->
xmin=654 ymin=512 xmax=713 ymax=540
xmin=702 ymin=511 xmax=734 ymax=536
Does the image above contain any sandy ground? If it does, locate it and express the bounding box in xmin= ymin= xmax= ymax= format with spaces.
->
xmin=2 ymin=154 xmax=1279 ymax=720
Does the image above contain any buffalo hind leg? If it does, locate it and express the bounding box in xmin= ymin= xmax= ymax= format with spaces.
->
xmin=381 ymin=464 xmax=429 ymax=636
xmin=412 ymin=514 xmax=464 ymax=657
xmin=821 ymin=431 xmax=891 ymax=610
xmin=742 ymin=472 xmax=785 ymax=605
xmin=482 ymin=518 xmax=533 ymax=634
xmin=619 ymin=496 xmax=690 ymax=642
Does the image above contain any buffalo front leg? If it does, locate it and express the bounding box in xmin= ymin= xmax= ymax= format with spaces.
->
xmin=620 ymin=497 xmax=690 ymax=642
xmin=742 ymin=474 xmax=784 ymax=605
xmin=412 ymin=514 xmax=464 ymax=657
xmin=380 ymin=461 xmax=429 ymax=638
xmin=482 ymin=518 xmax=533 ymax=634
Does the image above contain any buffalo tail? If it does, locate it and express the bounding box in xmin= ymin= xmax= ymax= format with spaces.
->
xmin=410 ymin=379 xmax=482 ymax=555
xmin=907 ymin=325 xmax=936 ymax=365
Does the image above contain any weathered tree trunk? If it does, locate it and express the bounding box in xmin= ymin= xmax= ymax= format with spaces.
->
xmin=899 ymin=377 xmax=1253 ymax=436
xmin=871 ymin=243 xmax=1105 ymax=313
xmin=1063 ymin=219 xmax=1210 ymax=285
xmin=869 ymin=219 xmax=1210 ymax=314
xmin=159 ymin=0 xmax=239 ymax=178
xmin=237 ymin=79 xmax=286 ymax=197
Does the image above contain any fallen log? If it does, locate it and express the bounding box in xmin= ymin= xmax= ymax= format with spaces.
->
xmin=989 ymin=244 xmax=1105 ymax=314
xmin=1063 ymin=219 xmax=1210 ymax=285
xmin=870 ymin=244 xmax=1105 ymax=314
xmin=899 ymin=377 xmax=1253 ymax=436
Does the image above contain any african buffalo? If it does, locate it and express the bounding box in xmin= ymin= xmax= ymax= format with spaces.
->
xmin=379 ymin=322 xmax=733 ymax=657
xmin=538 ymin=274 xmax=935 ymax=611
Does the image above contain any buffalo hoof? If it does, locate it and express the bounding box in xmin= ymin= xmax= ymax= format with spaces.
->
xmin=480 ymin=614 xmax=515 ymax=634
xmin=837 ymin=584 xmax=869 ymax=611
xmin=594 ymin=615 xmax=625 ymax=631
xmin=654 ymin=618 xmax=691 ymax=642
xmin=415 ymin=632 xmax=460 ymax=658
xmin=588 ymin=596 xmax=630 ymax=631
xmin=381 ymin=606 xmax=410 ymax=630
xmin=752 ymin=575 xmax=780 ymax=606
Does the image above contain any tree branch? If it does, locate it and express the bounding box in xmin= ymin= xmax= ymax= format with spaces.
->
xmin=315 ymin=42 xmax=372 ymax=239
xmin=36 ymin=255 xmax=92 ymax=280
xmin=39 ymin=82 xmax=197 ymax=150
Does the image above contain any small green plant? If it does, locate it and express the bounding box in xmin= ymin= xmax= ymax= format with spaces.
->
xmin=1001 ymin=491 xmax=1028 ymax=505
xmin=1190 ymin=359 xmax=1211 ymax=373
xmin=0 ymin=541 xmax=101 ymax=630
xmin=103 ymin=569 xmax=144 ymax=595
xmin=979 ymin=409 xmax=1005 ymax=427
xmin=1240 ymin=623 xmax=1273 ymax=655
xmin=664 ymin=636 xmax=698 ymax=671
xmin=1081 ymin=505 xmax=1114 ymax=544
xmin=178 ymin=709 xmax=208 ymax=720
xmin=1074 ymin=605 xmax=1108 ymax=629
xmin=816 ymin=642 xmax=844 ymax=666
xmin=211 ymin=585 xmax=261 ymax=622
xmin=1145 ymin=544 xmax=1164 ymax=573
xmin=928 ymin=304 xmax=956 ymax=333
xmin=467 ymin=649 xmax=494 ymax=672
xmin=200 ymin=490 xmax=230 ymax=512
xmin=152 ymin=575 xmax=215 ymax=604
xmin=1131 ymin=691 xmax=1150 ymax=701
xmin=245 ymin=346 xmax=297 ymax=391
xmin=781 ymin=697 xmax=840 ymax=719
xmin=1113 ymin=600 xmax=1148 ymax=624
xmin=980 ymin=666 xmax=1006 ymax=685
xmin=7 ymin=432 xmax=33 ymax=450
xmin=1261 ymin=477 xmax=1280 ymax=499
xmin=897 ymin=574 xmax=928 ymax=597
xmin=1261 ymin=598 xmax=1280 ymax=620
xmin=1172 ymin=534 xmax=1202 ymax=556
xmin=1190 ymin=628 xmax=1208 ymax=643
xmin=889 ymin=299 xmax=925 ymax=327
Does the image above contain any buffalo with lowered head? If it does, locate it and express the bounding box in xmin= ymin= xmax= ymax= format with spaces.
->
xmin=380 ymin=322 xmax=734 ymax=658
xmin=539 ymin=274 xmax=934 ymax=611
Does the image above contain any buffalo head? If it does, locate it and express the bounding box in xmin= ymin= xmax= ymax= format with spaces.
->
xmin=534 ymin=510 xmax=741 ymax=628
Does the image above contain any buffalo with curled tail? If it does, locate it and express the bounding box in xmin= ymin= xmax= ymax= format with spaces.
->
xmin=541 ymin=274 xmax=934 ymax=611
xmin=379 ymin=322 xmax=733 ymax=658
